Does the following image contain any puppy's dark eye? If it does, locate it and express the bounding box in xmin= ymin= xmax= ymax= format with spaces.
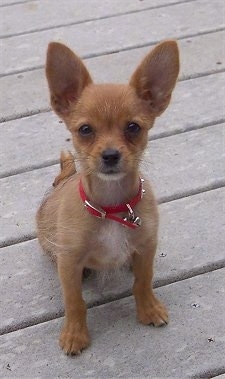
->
xmin=125 ymin=122 xmax=141 ymax=135
xmin=78 ymin=124 xmax=93 ymax=136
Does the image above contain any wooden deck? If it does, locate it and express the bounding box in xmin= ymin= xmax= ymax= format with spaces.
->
xmin=0 ymin=0 xmax=225 ymax=377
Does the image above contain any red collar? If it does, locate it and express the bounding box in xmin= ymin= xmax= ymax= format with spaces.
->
xmin=79 ymin=178 xmax=144 ymax=229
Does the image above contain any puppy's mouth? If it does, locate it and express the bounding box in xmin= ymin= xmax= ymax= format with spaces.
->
xmin=101 ymin=166 xmax=121 ymax=175
xmin=97 ymin=170 xmax=126 ymax=181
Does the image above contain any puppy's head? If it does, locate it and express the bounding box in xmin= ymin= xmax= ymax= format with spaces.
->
xmin=46 ymin=41 xmax=179 ymax=180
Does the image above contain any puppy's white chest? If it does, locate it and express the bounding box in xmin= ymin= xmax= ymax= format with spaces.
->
xmin=96 ymin=221 xmax=131 ymax=267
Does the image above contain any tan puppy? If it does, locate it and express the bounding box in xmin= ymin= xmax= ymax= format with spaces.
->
xmin=36 ymin=41 xmax=179 ymax=355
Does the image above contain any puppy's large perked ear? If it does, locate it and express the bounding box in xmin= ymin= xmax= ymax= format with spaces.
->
xmin=130 ymin=40 xmax=179 ymax=116
xmin=46 ymin=42 xmax=92 ymax=118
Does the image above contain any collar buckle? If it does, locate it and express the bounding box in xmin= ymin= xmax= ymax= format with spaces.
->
xmin=80 ymin=177 xmax=145 ymax=228
xmin=124 ymin=203 xmax=142 ymax=227
xmin=84 ymin=200 xmax=106 ymax=219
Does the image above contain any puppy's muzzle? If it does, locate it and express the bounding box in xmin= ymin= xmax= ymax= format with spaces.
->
xmin=101 ymin=149 xmax=121 ymax=168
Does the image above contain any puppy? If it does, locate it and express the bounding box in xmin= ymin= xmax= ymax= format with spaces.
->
xmin=36 ymin=41 xmax=179 ymax=355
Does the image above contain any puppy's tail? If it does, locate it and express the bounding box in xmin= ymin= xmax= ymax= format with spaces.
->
xmin=53 ymin=150 xmax=76 ymax=187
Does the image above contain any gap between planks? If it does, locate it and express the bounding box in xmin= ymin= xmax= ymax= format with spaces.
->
xmin=0 ymin=27 xmax=225 ymax=79
xmin=192 ymin=367 xmax=225 ymax=379
xmin=0 ymin=68 xmax=225 ymax=124
xmin=0 ymin=0 xmax=196 ymax=39
xmin=1 ymin=181 xmax=225 ymax=249
xmin=0 ymin=119 xmax=224 ymax=180
xmin=0 ymin=0 xmax=39 ymax=8
xmin=1 ymin=263 xmax=225 ymax=336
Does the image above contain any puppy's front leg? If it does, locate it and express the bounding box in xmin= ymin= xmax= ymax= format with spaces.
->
xmin=57 ymin=255 xmax=90 ymax=355
xmin=132 ymin=241 xmax=168 ymax=326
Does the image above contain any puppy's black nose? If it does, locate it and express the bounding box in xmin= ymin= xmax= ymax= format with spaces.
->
xmin=102 ymin=149 xmax=121 ymax=167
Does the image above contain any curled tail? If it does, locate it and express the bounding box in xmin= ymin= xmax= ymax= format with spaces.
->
xmin=53 ymin=150 xmax=76 ymax=187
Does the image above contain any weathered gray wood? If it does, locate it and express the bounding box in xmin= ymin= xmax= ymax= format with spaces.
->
xmin=0 ymin=112 xmax=70 ymax=177
xmin=1 ymin=73 xmax=224 ymax=177
xmin=0 ymin=0 xmax=191 ymax=37
xmin=0 ymin=0 xmax=224 ymax=75
xmin=0 ymin=0 xmax=224 ymax=376
xmin=0 ymin=268 xmax=225 ymax=378
xmin=0 ymin=0 xmax=27 ymax=6
xmin=1 ymin=30 xmax=225 ymax=122
xmin=0 ymin=187 xmax=224 ymax=334
xmin=87 ymin=29 xmax=225 ymax=82
xmin=0 ymin=124 xmax=224 ymax=246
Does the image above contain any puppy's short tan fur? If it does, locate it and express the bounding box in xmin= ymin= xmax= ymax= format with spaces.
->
xmin=36 ymin=41 xmax=179 ymax=355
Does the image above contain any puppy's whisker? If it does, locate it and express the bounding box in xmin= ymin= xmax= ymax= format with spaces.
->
xmin=44 ymin=237 xmax=75 ymax=250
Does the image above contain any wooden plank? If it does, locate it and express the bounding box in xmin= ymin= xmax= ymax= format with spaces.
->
xmin=0 ymin=0 xmax=191 ymax=37
xmin=0 ymin=268 xmax=225 ymax=377
xmin=0 ymin=0 xmax=29 ymax=6
xmin=86 ymin=30 xmax=225 ymax=82
xmin=0 ymin=0 xmax=224 ymax=75
xmin=0 ymin=124 xmax=224 ymax=246
xmin=0 ymin=187 xmax=224 ymax=334
xmin=1 ymin=30 xmax=225 ymax=122
xmin=0 ymin=73 xmax=224 ymax=177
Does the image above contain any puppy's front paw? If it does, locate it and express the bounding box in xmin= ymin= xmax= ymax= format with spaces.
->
xmin=137 ymin=298 xmax=168 ymax=327
xmin=59 ymin=324 xmax=90 ymax=355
